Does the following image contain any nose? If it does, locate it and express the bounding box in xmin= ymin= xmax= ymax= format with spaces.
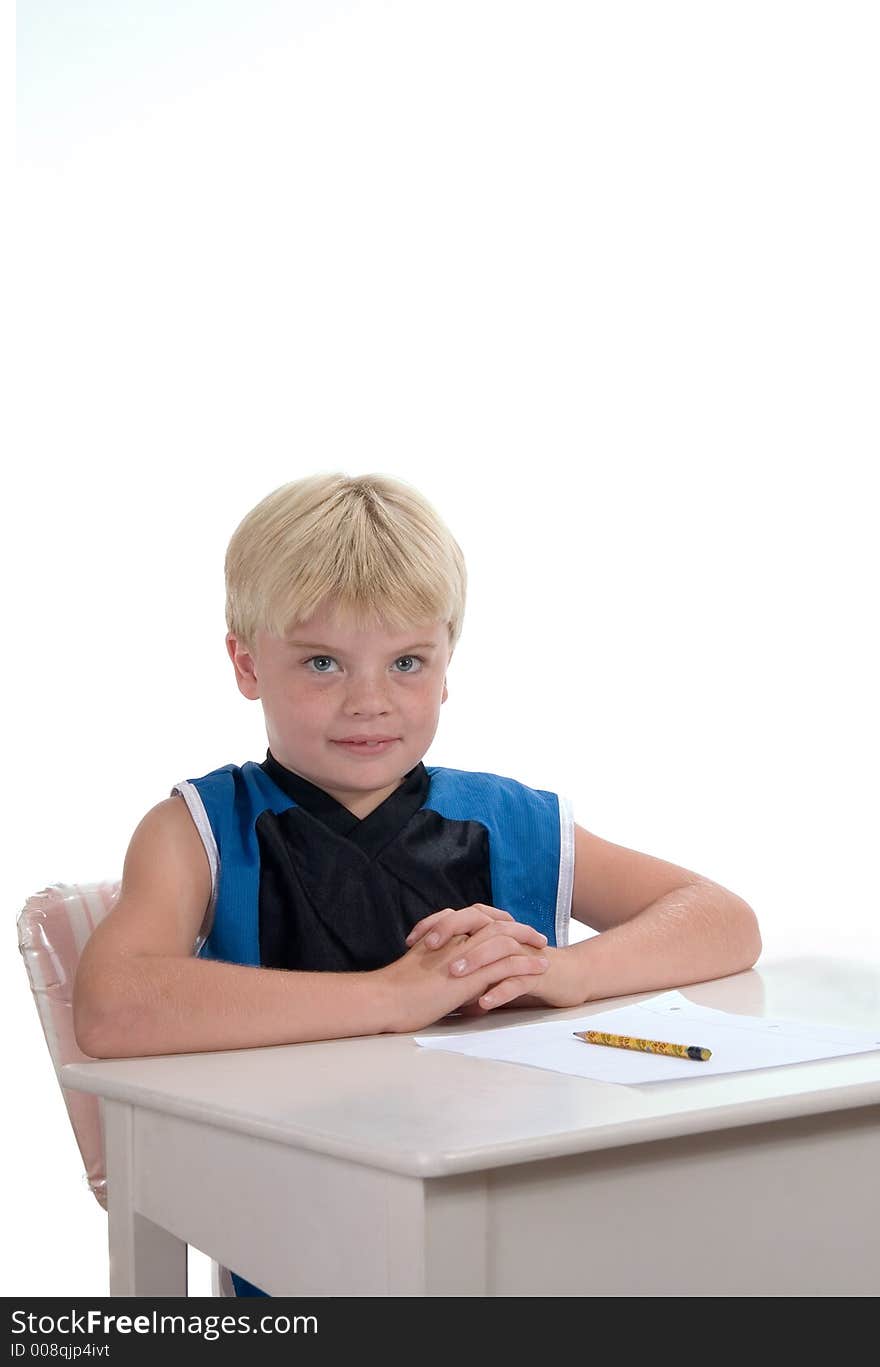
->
xmin=342 ymin=671 xmax=393 ymax=715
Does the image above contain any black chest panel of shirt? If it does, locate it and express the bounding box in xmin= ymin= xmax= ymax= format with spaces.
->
xmin=256 ymin=751 xmax=493 ymax=973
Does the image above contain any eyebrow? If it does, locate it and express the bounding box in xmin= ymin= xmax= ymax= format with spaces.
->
xmin=286 ymin=641 xmax=440 ymax=653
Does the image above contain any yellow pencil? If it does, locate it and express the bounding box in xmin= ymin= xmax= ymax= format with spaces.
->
xmin=573 ymin=1030 xmax=712 ymax=1062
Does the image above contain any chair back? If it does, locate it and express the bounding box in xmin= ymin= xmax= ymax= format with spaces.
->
xmin=17 ymin=881 xmax=120 ymax=1210
xmin=18 ymin=879 xmax=235 ymax=1296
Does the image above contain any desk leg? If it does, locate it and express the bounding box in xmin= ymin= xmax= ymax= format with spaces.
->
xmin=385 ymin=1172 xmax=490 ymax=1296
xmin=103 ymin=1100 xmax=188 ymax=1297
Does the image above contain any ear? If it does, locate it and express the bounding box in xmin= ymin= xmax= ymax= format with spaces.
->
xmin=441 ymin=647 xmax=452 ymax=704
xmin=226 ymin=633 xmax=261 ymax=701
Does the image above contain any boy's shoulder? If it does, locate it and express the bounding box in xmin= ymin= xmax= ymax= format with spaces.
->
xmin=175 ymin=759 xmax=268 ymax=788
xmin=171 ymin=760 xmax=294 ymax=814
xmin=424 ymin=764 xmax=562 ymax=806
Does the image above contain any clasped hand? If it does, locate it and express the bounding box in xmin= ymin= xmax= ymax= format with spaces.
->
xmin=383 ymin=903 xmax=580 ymax=1033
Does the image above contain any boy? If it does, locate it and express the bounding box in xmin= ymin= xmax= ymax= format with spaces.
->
xmin=73 ymin=472 xmax=761 ymax=1295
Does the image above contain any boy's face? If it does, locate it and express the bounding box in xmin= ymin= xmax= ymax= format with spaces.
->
xmin=226 ymin=601 xmax=452 ymax=819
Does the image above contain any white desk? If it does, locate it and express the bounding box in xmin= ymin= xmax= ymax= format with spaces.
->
xmin=61 ymin=957 xmax=880 ymax=1297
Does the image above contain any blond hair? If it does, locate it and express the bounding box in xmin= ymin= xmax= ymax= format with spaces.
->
xmin=225 ymin=473 xmax=467 ymax=654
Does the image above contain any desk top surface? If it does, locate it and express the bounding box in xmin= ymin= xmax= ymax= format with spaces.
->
xmin=61 ymin=956 xmax=880 ymax=1176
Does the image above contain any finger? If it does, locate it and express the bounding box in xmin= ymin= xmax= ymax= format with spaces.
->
xmin=404 ymin=909 xmax=462 ymax=947
xmin=428 ymin=918 xmax=546 ymax=954
xmin=467 ymin=921 xmax=548 ymax=950
xmin=404 ymin=908 xmax=452 ymax=946
xmin=451 ymin=947 xmax=549 ymax=978
xmin=421 ymin=912 xmax=492 ymax=948
xmin=407 ymin=902 xmax=516 ymax=945
xmin=405 ymin=908 xmax=446 ymax=945
xmin=448 ymin=934 xmax=549 ymax=974
xmin=477 ymin=977 xmax=540 ymax=1010
xmin=475 ymin=904 xmax=514 ymax=920
xmin=406 ymin=905 xmax=500 ymax=948
xmin=410 ymin=903 xmax=513 ymax=942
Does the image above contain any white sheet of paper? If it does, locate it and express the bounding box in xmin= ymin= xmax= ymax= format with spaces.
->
xmin=414 ymin=991 xmax=880 ymax=1084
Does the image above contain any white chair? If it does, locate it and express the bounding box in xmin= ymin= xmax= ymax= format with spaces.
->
xmin=17 ymin=880 xmax=235 ymax=1296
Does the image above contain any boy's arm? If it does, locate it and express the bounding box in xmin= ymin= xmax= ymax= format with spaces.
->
xmin=407 ymin=825 xmax=762 ymax=1011
xmin=72 ymin=796 xmax=549 ymax=1058
xmin=560 ymin=823 xmax=762 ymax=997
xmin=531 ymin=873 xmax=762 ymax=1009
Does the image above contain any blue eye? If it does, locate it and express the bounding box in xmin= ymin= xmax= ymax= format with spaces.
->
xmin=303 ymin=655 xmax=424 ymax=674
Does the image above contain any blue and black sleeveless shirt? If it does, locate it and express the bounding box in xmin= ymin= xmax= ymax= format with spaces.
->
xmin=170 ymin=750 xmax=574 ymax=1299
xmin=172 ymin=750 xmax=575 ymax=970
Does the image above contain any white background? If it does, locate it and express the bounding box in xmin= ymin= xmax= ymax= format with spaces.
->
xmin=8 ymin=1 xmax=878 ymax=1296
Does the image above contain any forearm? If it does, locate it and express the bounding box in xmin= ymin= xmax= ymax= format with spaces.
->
xmin=74 ymin=954 xmax=395 ymax=1058
xmin=569 ymin=881 xmax=762 ymax=1003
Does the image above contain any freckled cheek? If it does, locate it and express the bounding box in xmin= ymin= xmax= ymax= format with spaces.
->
xmin=273 ymin=686 xmax=325 ymax=726
xmin=409 ymin=689 xmax=445 ymax=723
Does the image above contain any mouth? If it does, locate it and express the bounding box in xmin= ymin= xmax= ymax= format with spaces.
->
xmin=332 ymin=738 xmax=399 ymax=754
